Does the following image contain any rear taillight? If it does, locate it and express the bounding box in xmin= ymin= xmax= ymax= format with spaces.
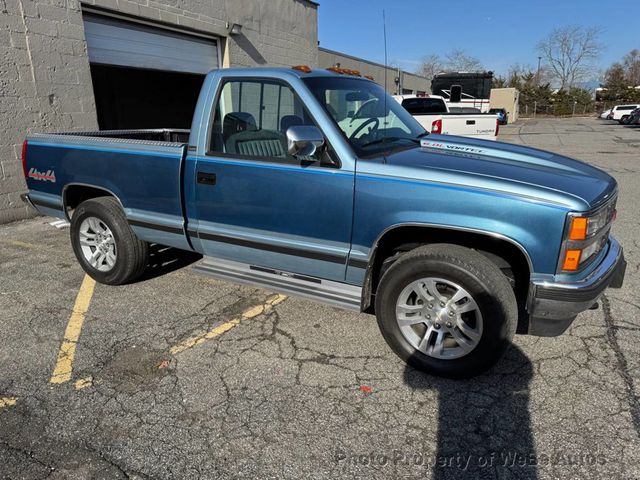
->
xmin=431 ymin=119 xmax=442 ymax=134
xmin=495 ymin=119 xmax=500 ymax=136
xmin=22 ymin=140 xmax=28 ymax=177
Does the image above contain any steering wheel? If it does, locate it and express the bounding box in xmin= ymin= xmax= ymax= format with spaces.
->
xmin=349 ymin=117 xmax=379 ymax=140
xmin=350 ymin=98 xmax=378 ymax=122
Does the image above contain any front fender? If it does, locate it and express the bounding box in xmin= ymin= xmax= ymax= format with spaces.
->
xmin=348 ymin=172 xmax=568 ymax=283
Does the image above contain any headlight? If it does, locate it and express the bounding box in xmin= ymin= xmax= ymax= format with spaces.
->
xmin=559 ymin=198 xmax=617 ymax=272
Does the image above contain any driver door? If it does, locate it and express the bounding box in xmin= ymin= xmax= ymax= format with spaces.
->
xmin=189 ymin=78 xmax=355 ymax=282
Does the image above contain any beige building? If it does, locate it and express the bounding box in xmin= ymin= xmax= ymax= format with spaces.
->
xmin=318 ymin=48 xmax=430 ymax=95
xmin=490 ymin=88 xmax=520 ymax=124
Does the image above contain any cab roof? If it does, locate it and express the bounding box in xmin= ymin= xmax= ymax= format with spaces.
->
xmin=210 ymin=66 xmax=376 ymax=82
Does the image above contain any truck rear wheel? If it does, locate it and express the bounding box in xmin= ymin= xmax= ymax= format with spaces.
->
xmin=374 ymin=244 xmax=517 ymax=378
xmin=70 ymin=197 xmax=148 ymax=285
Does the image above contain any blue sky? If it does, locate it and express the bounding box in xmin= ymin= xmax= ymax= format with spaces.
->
xmin=317 ymin=0 xmax=640 ymax=78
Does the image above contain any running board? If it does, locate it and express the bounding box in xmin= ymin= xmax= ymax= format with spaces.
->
xmin=192 ymin=257 xmax=362 ymax=311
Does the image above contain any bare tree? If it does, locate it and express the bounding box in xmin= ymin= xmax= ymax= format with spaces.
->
xmin=507 ymin=63 xmax=554 ymax=87
xmin=417 ymin=54 xmax=444 ymax=80
xmin=623 ymin=49 xmax=640 ymax=86
xmin=537 ymin=25 xmax=602 ymax=90
xmin=443 ymin=50 xmax=483 ymax=72
xmin=416 ymin=50 xmax=483 ymax=79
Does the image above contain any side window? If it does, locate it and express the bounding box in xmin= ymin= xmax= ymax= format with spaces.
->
xmin=209 ymin=79 xmax=318 ymax=160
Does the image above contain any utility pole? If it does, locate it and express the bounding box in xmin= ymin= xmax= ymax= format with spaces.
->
xmin=536 ymin=56 xmax=542 ymax=85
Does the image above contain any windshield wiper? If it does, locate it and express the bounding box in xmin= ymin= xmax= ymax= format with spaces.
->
xmin=359 ymin=136 xmax=419 ymax=149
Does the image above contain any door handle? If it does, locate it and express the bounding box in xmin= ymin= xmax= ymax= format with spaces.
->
xmin=197 ymin=172 xmax=217 ymax=185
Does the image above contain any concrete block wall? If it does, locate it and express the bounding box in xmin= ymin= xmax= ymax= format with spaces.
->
xmin=0 ymin=0 xmax=318 ymax=224
xmin=1 ymin=0 xmax=98 ymax=223
xmin=225 ymin=0 xmax=318 ymax=68
xmin=82 ymin=0 xmax=318 ymax=67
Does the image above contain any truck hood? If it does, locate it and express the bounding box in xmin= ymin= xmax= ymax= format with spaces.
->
xmin=382 ymin=135 xmax=617 ymax=210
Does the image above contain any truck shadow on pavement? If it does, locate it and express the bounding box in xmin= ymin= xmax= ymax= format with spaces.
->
xmin=404 ymin=345 xmax=536 ymax=480
xmin=136 ymin=244 xmax=202 ymax=282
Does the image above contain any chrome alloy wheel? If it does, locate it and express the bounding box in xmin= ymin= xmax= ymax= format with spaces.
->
xmin=78 ymin=217 xmax=117 ymax=272
xmin=395 ymin=277 xmax=483 ymax=359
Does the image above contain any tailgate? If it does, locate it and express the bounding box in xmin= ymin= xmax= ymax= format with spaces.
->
xmin=441 ymin=115 xmax=498 ymax=139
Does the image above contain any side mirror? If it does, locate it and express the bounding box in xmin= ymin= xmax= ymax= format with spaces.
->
xmin=286 ymin=125 xmax=325 ymax=157
xmin=450 ymin=85 xmax=462 ymax=103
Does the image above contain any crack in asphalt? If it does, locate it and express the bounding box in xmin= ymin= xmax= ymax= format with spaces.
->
xmin=602 ymin=294 xmax=640 ymax=439
xmin=0 ymin=440 xmax=55 ymax=476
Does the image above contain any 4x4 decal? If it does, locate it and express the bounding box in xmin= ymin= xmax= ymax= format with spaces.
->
xmin=28 ymin=167 xmax=56 ymax=183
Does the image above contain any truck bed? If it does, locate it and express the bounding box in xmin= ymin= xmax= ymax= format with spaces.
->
xmin=25 ymin=128 xmax=192 ymax=250
xmin=39 ymin=128 xmax=191 ymax=143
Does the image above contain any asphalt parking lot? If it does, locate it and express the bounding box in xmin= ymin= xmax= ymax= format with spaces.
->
xmin=1 ymin=117 xmax=639 ymax=479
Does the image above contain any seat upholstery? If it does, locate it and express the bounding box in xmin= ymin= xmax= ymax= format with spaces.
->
xmin=279 ymin=115 xmax=304 ymax=134
xmin=222 ymin=112 xmax=257 ymax=146
xmin=226 ymin=129 xmax=287 ymax=157
xmin=223 ymin=112 xmax=257 ymax=132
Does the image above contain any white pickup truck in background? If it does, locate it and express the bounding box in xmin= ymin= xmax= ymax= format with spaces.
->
xmin=394 ymin=95 xmax=499 ymax=141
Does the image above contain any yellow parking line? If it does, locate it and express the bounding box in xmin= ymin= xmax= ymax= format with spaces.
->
xmin=170 ymin=293 xmax=287 ymax=355
xmin=50 ymin=275 xmax=96 ymax=384
xmin=0 ymin=397 xmax=17 ymax=408
xmin=74 ymin=377 xmax=93 ymax=390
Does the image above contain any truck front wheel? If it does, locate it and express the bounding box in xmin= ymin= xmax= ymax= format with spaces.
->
xmin=70 ymin=197 xmax=148 ymax=285
xmin=374 ymin=244 xmax=517 ymax=378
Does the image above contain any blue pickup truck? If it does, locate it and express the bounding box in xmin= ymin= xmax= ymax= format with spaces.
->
xmin=22 ymin=66 xmax=626 ymax=378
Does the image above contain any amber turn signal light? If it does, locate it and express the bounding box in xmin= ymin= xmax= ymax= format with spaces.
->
xmin=568 ymin=217 xmax=588 ymax=240
xmin=562 ymin=249 xmax=582 ymax=271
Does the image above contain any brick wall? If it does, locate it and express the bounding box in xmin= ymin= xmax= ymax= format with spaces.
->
xmin=0 ymin=0 xmax=318 ymax=224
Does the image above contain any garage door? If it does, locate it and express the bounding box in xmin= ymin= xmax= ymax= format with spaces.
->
xmin=83 ymin=13 xmax=219 ymax=75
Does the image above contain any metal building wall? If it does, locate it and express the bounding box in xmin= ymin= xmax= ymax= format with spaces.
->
xmin=318 ymin=47 xmax=431 ymax=95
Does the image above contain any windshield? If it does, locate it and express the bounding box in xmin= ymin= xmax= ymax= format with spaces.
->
xmin=303 ymin=77 xmax=426 ymax=157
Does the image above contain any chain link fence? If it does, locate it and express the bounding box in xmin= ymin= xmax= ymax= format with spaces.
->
xmin=519 ymin=102 xmax=597 ymax=118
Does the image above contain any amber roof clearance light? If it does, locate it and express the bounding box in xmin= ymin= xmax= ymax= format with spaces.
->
xmin=326 ymin=67 xmax=361 ymax=76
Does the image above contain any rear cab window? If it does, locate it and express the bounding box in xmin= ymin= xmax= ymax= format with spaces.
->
xmin=401 ymin=98 xmax=448 ymax=115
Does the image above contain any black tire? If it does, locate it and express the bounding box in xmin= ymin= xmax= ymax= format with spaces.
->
xmin=70 ymin=196 xmax=148 ymax=285
xmin=620 ymin=116 xmax=629 ymax=124
xmin=374 ymin=244 xmax=517 ymax=378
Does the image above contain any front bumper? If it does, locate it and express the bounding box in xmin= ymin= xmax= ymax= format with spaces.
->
xmin=527 ymin=236 xmax=626 ymax=336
